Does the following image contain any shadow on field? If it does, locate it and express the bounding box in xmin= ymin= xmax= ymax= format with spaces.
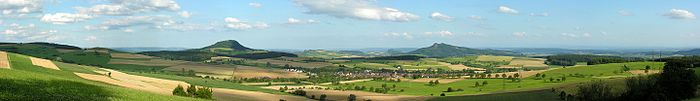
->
xmin=0 ymin=78 xmax=114 ymax=101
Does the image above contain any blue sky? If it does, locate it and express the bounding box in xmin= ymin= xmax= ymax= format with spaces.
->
xmin=0 ymin=0 xmax=698 ymax=49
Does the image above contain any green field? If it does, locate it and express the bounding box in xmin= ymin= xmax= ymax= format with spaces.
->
xmin=428 ymin=90 xmax=560 ymax=101
xmin=332 ymin=62 xmax=663 ymax=96
xmin=0 ymin=53 xmax=206 ymax=101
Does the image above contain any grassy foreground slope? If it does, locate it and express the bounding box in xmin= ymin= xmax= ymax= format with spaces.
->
xmin=0 ymin=53 xmax=206 ymax=101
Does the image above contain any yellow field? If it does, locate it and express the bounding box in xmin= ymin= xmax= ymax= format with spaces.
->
xmin=75 ymin=68 xmax=189 ymax=95
xmin=108 ymin=58 xmax=188 ymax=66
xmin=509 ymin=58 xmax=548 ymax=67
xmin=0 ymin=51 xmax=9 ymax=69
xmin=475 ymin=55 xmax=513 ymax=62
xmin=29 ymin=57 xmax=60 ymax=70
xmin=164 ymin=63 xmax=307 ymax=78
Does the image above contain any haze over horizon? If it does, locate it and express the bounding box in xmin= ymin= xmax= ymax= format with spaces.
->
xmin=1 ymin=0 xmax=699 ymax=49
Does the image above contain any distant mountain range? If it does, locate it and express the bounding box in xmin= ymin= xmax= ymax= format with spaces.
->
xmin=408 ymin=43 xmax=520 ymax=57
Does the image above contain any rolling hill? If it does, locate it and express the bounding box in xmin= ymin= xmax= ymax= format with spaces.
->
xmin=140 ymin=40 xmax=296 ymax=61
xmin=675 ymin=49 xmax=700 ymax=56
xmin=408 ymin=43 xmax=520 ymax=57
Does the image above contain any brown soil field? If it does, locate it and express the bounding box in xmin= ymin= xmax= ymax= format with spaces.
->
xmin=299 ymin=89 xmax=431 ymax=101
xmin=628 ymin=70 xmax=661 ymax=75
xmin=29 ymin=57 xmax=60 ymax=70
xmin=108 ymin=58 xmax=188 ymax=66
xmin=0 ymin=51 xmax=10 ymax=69
xmin=110 ymin=53 xmax=155 ymax=59
xmin=252 ymin=59 xmax=334 ymax=68
xmin=438 ymin=62 xmax=486 ymax=71
xmin=164 ymin=63 xmax=307 ymax=78
xmin=509 ymin=58 xmax=548 ymax=67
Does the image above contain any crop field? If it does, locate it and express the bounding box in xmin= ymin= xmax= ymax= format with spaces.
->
xmin=509 ymin=58 xmax=548 ymax=68
xmin=164 ymin=63 xmax=307 ymax=78
xmin=251 ymin=58 xmax=334 ymax=68
xmin=338 ymin=59 xmax=452 ymax=70
xmin=332 ymin=62 xmax=663 ymax=96
xmin=29 ymin=57 xmax=60 ymax=70
xmin=476 ymin=55 xmax=514 ymax=62
xmin=0 ymin=51 xmax=9 ymax=69
xmin=0 ymin=53 xmax=204 ymax=101
xmin=111 ymin=53 xmax=156 ymax=59
xmin=108 ymin=58 xmax=188 ymax=67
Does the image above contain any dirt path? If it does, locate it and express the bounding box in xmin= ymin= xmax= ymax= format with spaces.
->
xmin=76 ymin=68 xmax=310 ymax=101
xmin=29 ymin=57 xmax=60 ymax=70
xmin=0 ymin=51 xmax=10 ymax=69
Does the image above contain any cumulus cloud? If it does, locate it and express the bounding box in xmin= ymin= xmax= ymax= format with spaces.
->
xmin=0 ymin=0 xmax=42 ymax=17
xmin=561 ymin=33 xmax=592 ymax=38
xmin=287 ymin=17 xmax=317 ymax=24
xmin=76 ymin=0 xmax=181 ymax=16
xmin=384 ymin=32 xmax=413 ymax=39
xmin=1 ymin=23 xmax=63 ymax=41
xmin=292 ymin=0 xmax=419 ymax=22
xmin=663 ymin=9 xmax=695 ymax=19
xmin=430 ymin=12 xmax=453 ymax=21
xmin=513 ymin=32 xmax=526 ymax=37
xmin=249 ymin=3 xmax=262 ymax=8
xmin=40 ymin=13 xmax=93 ymax=24
xmin=84 ymin=15 xmax=190 ymax=31
xmin=223 ymin=17 xmax=269 ymax=30
xmin=424 ymin=31 xmax=453 ymax=36
xmin=497 ymin=6 xmax=518 ymax=14
xmin=84 ymin=36 xmax=98 ymax=41
xmin=178 ymin=11 xmax=191 ymax=18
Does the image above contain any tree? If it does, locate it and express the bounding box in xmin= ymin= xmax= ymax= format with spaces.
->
xmin=172 ymin=85 xmax=188 ymax=96
xmin=320 ymin=94 xmax=327 ymax=101
xmin=475 ymin=82 xmax=480 ymax=87
xmin=446 ymin=87 xmax=454 ymax=92
xmin=187 ymin=85 xmax=198 ymax=96
xmin=434 ymin=80 xmax=440 ymax=85
xmin=348 ymin=94 xmax=357 ymax=101
xmin=514 ymin=73 xmax=520 ymax=78
xmin=194 ymin=87 xmax=213 ymax=99
xmin=440 ymin=93 xmax=446 ymax=96
xmin=428 ymin=80 xmax=434 ymax=85
xmin=645 ymin=65 xmax=651 ymax=73
xmin=576 ymin=81 xmax=614 ymax=101
xmin=559 ymin=91 xmax=567 ymax=100
xmin=292 ymin=90 xmax=307 ymax=96
xmin=482 ymin=81 xmax=488 ymax=86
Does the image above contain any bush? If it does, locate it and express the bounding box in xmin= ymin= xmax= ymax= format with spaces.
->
xmin=172 ymin=85 xmax=187 ymax=96
xmin=292 ymin=89 xmax=307 ymax=96
xmin=320 ymin=94 xmax=327 ymax=101
xmin=348 ymin=94 xmax=357 ymax=101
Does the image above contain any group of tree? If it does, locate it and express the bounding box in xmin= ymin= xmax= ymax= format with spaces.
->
xmin=570 ymin=57 xmax=698 ymax=101
xmin=474 ymin=81 xmax=488 ymax=87
xmin=428 ymin=80 xmax=440 ymax=86
xmin=172 ymin=85 xmax=213 ymax=99
xmin=545 ymin=54 xmax=644 ymax=66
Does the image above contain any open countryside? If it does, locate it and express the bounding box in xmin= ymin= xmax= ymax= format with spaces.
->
xmin=2 ymin=0 xmax=700 ymax=101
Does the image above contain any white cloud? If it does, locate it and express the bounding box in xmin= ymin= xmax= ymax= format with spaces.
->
xmin=469 ymin=15 xmax=485 ymax=21
xmin=497 ymin=6 xmax=518 ymax=14
xmin=287 ymin=17 xmax=317 ymax=24
xmin=424 ymin=31 xmax=453 ymax=36
xmin=223 ymin=17 xmax=269 ymax=30
xmin=513 ymin=32 xmax=526 ymax=37
xmin=663 ymin=9 xmax=695 ymax=19
xmin=85 ymin=15 xmax=177 ymax=31
xmin=292 ymin=0 xmax=419 ymax=22
xmin=249 ymin=3 xmax=262 ymax=8
xmin=618 ymin=10 xmax=633 ymax=16
xmin=561 ymin=33 xmax=578 ymax=38
xmin=1 ymin=23 xmax=63 ymax=41
xmin=84 ymin=36 xmax=98 ymax=41
xmin=40 ymin=13 xmax=93 ymax=24
xmin=561 ymin=33 xmax=592 ymax=38
xmin=76 ymin=0 xmax=181 ymax=16
xmin=430 ymin=12 xmax=453 ymax=21
xmin=0 ymin=0 xmax=42 ymax=17
xmin=123 ymin=28 xmax=134 ymax=33
xmin=178 ymin=11 xmax=191 ymax=18
xmin=582 ymin=33 xmax=592 ymax=37
xmin=529 ymin=12 xmax=549 ymax=17
xmin=384 ymin=32 xmax=413 ymax=39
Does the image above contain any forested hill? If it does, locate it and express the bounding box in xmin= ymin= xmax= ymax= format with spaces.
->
xmin=408 ymin=43 xmax=520 ymax=57
xmin=139 ymin=40 xmax=296 ymax=61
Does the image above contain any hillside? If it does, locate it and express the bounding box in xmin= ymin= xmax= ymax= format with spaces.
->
xmin=408 ymin=43 xmax=520 ymax=57
xmin=0 ymin=42 xmax=112 ymax=66
xmin=140 ymin=40 xmax=296 ymax=61
xmin=675 ymin=49 xmax=700 ymax=56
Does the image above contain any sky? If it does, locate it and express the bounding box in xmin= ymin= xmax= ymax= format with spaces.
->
xmin=0 ymin=0 xmax=699 ymax=49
